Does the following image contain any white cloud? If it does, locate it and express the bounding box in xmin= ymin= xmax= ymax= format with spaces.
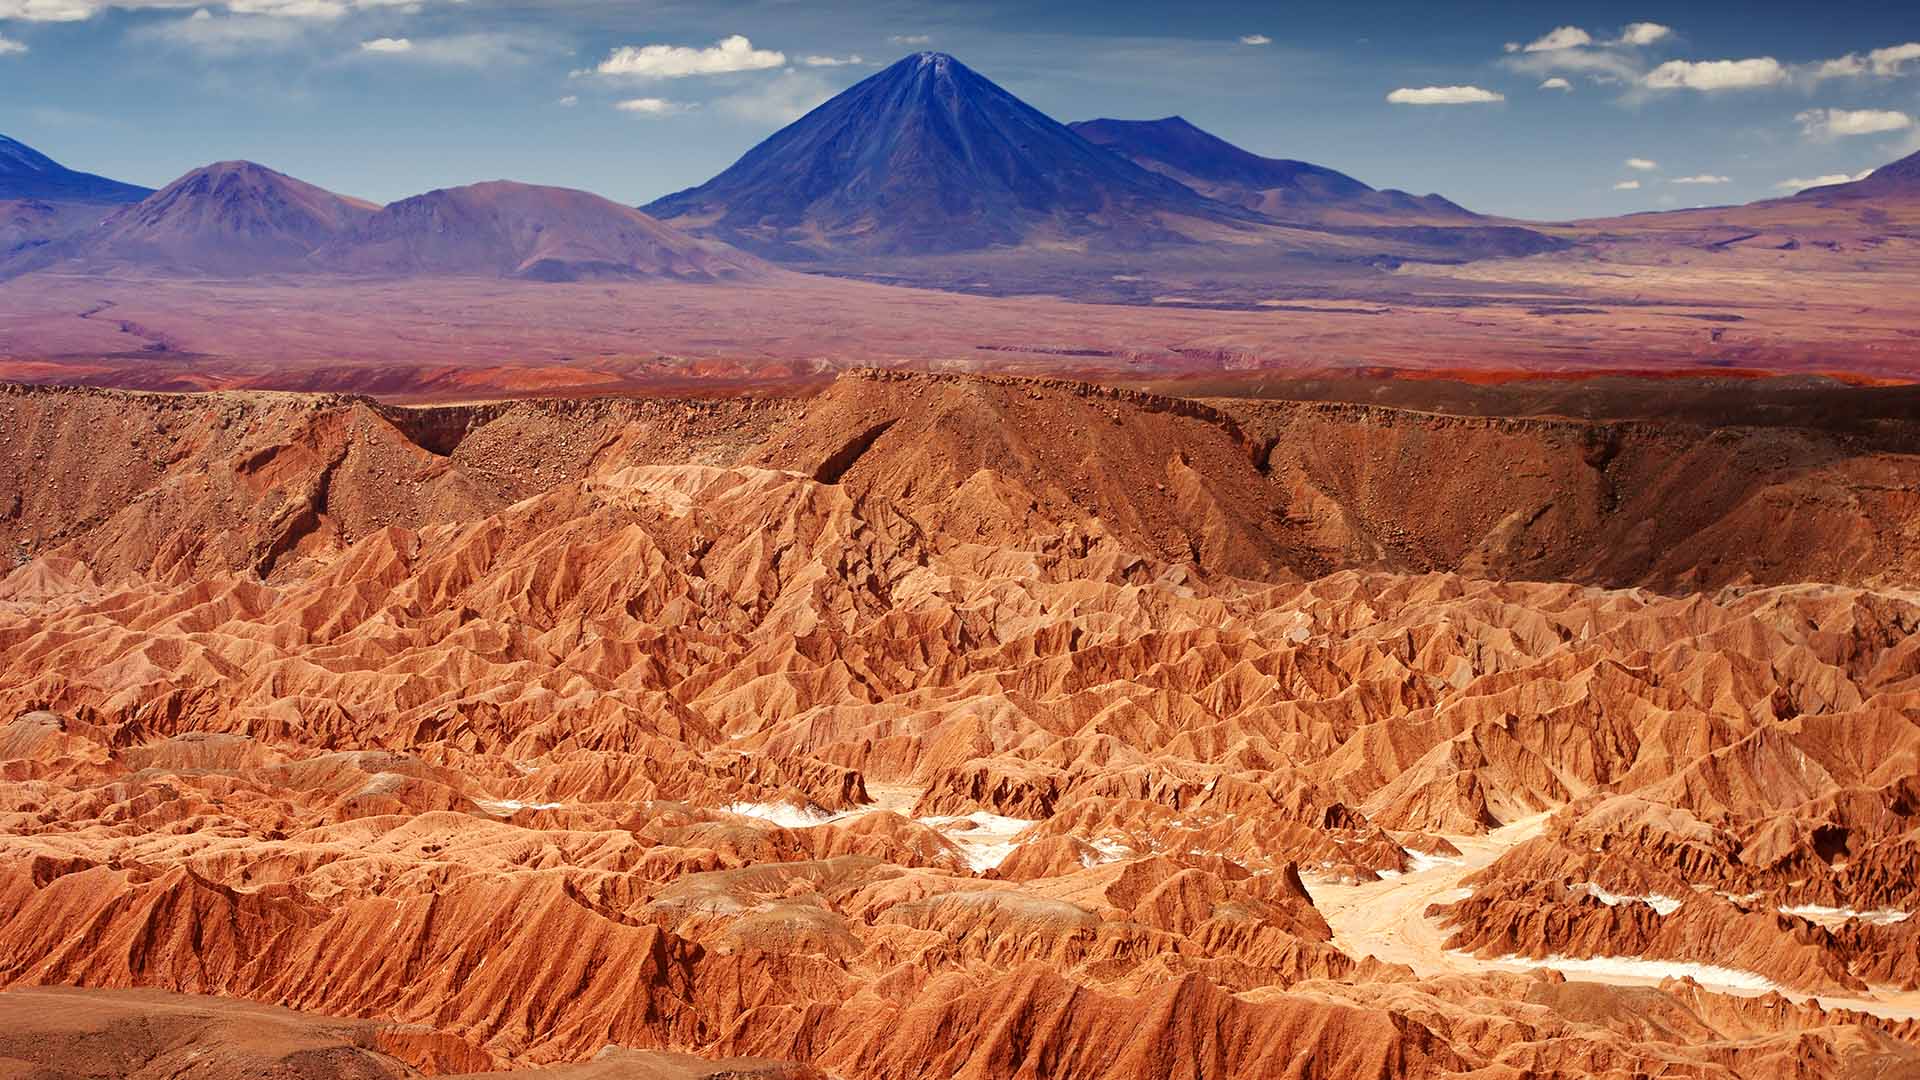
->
xmin=592 ymin=34 xmax=784 ymax=79
xmin=1614 ymin=22 xmax=1673 ymax=47
xmin=1612 ymin=179 xmax=1641 ymax=190
xmin=1626 ymin=157 xmax=1658 ymax=170
xmin=1518 ymin=26 xmax=1592 ymax=52
xmin=1239 ymin=34 xmax=1271 ymax=46
xmin=1776 ymin=169 xmax=1872 ymax=190
xmin=1539 ymin=77 xmax=1572 ymax=91
xmin=1870 ymin=42 xmax=1920 ymax=76
xmin=1671 ymin=174 xmax=1730 ymax=184
xmin=0 ymin=0 xmax=108 ymax=20
xmin=615 ymin=97 xmax=691 ymax=115
xmin=889 ymin=34 xmax=930 ymax=46
xmin=1805 ymin=44 xmax=1920 ymax=83
xmin=1643 ymin=57 xmax=1785 ymax=90
xmin=1798 ymin=107 xmax=1914 ymax=138
xmin=0 ymin=33 xmax=25 ymax=52
xmin=556 ymin=94 xmax=577 ymax=107
xmin=718 ymin=68 xmax=833 ymax=125
xmin=1387 ymin=85 xmax=1505 ymax=105
xmin=801 ymin=53 xmax=863 ymax=67
xmin=358 ymin=35 xmax=409 ymax=52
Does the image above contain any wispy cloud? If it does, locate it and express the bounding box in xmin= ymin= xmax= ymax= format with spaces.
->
xmin=1797 ymin=107 xmax=1914 ymax=138
xmin=1807 ymin=42 xmax=1920 ymax=81
xmin=1626 ymin=157 xmax=1658 ymax=170
xmin=591 ymin=34 xmax=784 ymax=79
xmin=349 ymin=31 xmax=545 ymax=67
xmin=142 ymin=8 xmax=308 ymax=54
xmin=1671 ymin=174 xmax=1730 ymax=184
xmin=888 ymin=34 xmax=929 ymax=46
xmin=1239 ymin=33 xmax=1271 ymax=46
xmin=1 ymin=0 xmax=445 ymax=16
xmin=556 ymin=94 xmax=577 ymax=107
xmin=1612 ymin=179 xmax=1641 ymax=190
xmin=0 ymin=32 xmax=26 ymax=53
xmin=615 ymin=96 xmax=693 ymax=115
xmin=1386 ymin=85 xmax=1504 ymax=105
xmin=801 ymin=53 xmax=863 ymax=67
xmin=717 ymin=68 xmax=833 ymax=125
xmin=1539 ymin=77 xmax=1572 ymax=91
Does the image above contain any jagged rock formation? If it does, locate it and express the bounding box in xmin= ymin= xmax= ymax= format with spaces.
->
xmin=0 ymin=370 xmax=1916 ymax=1078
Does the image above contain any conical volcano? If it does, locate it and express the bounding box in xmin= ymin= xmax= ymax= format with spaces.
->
xmin=643 ymin=52 xmax=1251 ymax=258
xmin=84 ymin=160 xmax=377 ymax=273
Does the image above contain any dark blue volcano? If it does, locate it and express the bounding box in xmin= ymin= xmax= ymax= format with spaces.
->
xmin=0 ymin=134 xmax=151 ymax=203
xmin=643 ymin=53 xmax=1251 ymax=258
xmin=1070 ymin=116 xmax=1478 ymax=222
xmin=1071 ymin=116 xmax=1374 ymax=201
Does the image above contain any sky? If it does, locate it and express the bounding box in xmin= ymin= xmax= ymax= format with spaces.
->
xmin=3 ymin=0 xmax=1919 ymax=219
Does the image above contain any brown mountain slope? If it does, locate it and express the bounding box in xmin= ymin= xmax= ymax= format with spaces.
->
xmin=315 ymin=181 xmax=772 ymax=283
xmin=73 ymin=161 xmax=377 ymax=274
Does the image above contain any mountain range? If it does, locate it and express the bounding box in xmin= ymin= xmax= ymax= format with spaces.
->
xmin=4 ymin=159 xmax=767 ymax=282
xmin=4 ymin=49 xmax=1919 ymax=290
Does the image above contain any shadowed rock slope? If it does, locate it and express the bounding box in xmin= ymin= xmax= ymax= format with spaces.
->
xmin=1069 ymin=116 xmax=1478 ymax=224
xmin=0 ymin=371 xmax=1917 ymax=1078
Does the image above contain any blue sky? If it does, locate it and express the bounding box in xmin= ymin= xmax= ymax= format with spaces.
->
xmin=3 ymin=0 xmax=1918 ymax=219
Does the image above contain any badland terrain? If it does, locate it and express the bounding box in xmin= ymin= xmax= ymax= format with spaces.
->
xmin=0 ymin=48 xmax=1918 ymax=1080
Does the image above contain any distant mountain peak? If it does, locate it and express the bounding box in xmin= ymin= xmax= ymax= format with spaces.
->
xmin=0 ymin=133 xmax=152 ymax=204
xmin=643 ymin=51 xmax=1250 ymax=259
xmin=316 ymin=179 xmax=768 ymax=282
xmin=79 ymin=159 xmax=376 ymax=273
